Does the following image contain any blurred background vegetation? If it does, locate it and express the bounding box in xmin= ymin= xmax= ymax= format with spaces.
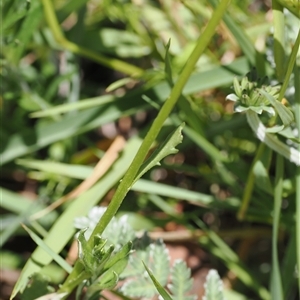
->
xmin=1 ymin=0 xmax=299 ymax=299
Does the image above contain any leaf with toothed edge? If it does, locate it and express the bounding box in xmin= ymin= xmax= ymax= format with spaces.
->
xmin=132 ymin=123 xmax=185 ymax=186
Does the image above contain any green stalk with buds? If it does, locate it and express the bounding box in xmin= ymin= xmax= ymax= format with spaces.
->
xmin=226 ymin=71 xmax=300 ymax=166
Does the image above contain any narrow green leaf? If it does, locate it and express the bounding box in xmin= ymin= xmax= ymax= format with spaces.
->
xmin=30 ymin=95 xmax=117 ymax=118
xmin=270 ymin=155 xmax=284 ymax=300
xmin=9 ymin=0 xmax=43 ymax=62
xmin=16 ymin=159 xmax=92 ymax=180
xmin=103 ymin=241 xmax=132 ymax=272
xmin=143 ymin=262 xmax=173 ymax=300
xmin=260 ymin=90 xmax=294 ymax=126
xmin=132 ymin=123 xmax=184 ymax=185
xmin=208 ymin=0 xmax=256 ymax=66
xmin=22 ymin=225 xmax=73 ymax=274
xmin=106 ymin=78 xmax=135 ymax=92
xmin=165 ymin=39 xmax=174 ymax=87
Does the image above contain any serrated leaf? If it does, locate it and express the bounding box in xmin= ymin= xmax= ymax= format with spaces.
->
xmin=120 ymin=236 xmax=171 ymax=299
xmin=149 ymin=240 xmax=170 ymax=286
xmin=120 ymin=233 xmax=155 ymax=278
xmin=168 ymin=260 xmax=196 ymax=300
xmin=143 ymin=262 xmax=173 ymax=300
xmin=121 ymin=277 xmax=156 ymax=298
xmin=121 ymin=244 xmax=151 ymax=278
xmin=202 ymin=270 xmax=225 ymax=300
xmin=132 ymin=123 xmax=184 ymax=185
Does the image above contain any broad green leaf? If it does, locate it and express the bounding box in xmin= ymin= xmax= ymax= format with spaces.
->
xmin=132 ymin=123 xmax=184 ymax=185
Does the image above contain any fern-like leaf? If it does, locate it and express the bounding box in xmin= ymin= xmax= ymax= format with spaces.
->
xmin=149 ymin=240 xmax=170 ymax=286
xmin=121 ymin=277 xmax=156 ymax=298
xmin=168 ymin=260 xmax=196 ymax=300
xmin=120 ymin=236 xmax=170 ymax=299
xmin=202 ymin=269 xmax=225 ymax=300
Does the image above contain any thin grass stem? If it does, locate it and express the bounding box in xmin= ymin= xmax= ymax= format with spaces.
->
xmin=270 ymin=154 xmax=284 ymax=300
xmin=237 ymin=143 xmax=265 ymax=220
xmin=294 ymin=64 xmax=300 ymax=291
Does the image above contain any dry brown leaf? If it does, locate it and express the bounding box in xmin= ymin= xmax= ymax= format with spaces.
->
xmin=30 ymin=136 xmax=126 ymax=220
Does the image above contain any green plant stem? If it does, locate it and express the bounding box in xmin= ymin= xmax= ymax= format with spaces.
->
xmin=89 ymin=0 xmax=232 ymax=239
xmin=278 ymin=29 xmax=300 ymax=101
xmin=40 ymin=0 xmax=143 ymax=77
xmin=272 ymin=0 xmax=285 ymax=81
xmin=270 ymin=154 xmax=284 ymax=300
xmin=57 ymin=0 xmax=232 ymax=297
xmin=294 ymin=64 xmax=300 ymax=291
xmin=237 ymin=143 xmax=265 ymax=220
xmin=246 ymin=110 xmax=300 ymax=166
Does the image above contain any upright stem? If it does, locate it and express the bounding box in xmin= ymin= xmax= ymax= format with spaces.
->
xmin=237 ymin=143 xmax=265 ymax=220
xmin=294 ymin=64 xmax=300 ymax=291
xmin=270 ymin=154 xmax=284 ymax=300
xmin=272 ymin=0 xmax=285 ymax=81
xmin=58 ymin=0 xmax=232 ymax=296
